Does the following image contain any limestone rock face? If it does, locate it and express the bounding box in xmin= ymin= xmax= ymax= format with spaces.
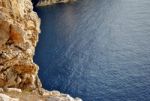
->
xmin=0 ymin=0 xmax=82 ymax=101
xmin=37 ymin=0 xmax=76 ymax=6
xmin=0 ymin=93 xmax=19 ymax=101
xmin=0 ymin=0 xmax=41 ymax=90
xmin=0 ymin=90 xmax=82 ymax=101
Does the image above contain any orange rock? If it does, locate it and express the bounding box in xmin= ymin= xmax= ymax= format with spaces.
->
xmin=0 ymin=30 xmax=9 ymax=47
xmin=0 ymin=21 xmax=10 ymax=47
xmin=0 ymin=0 xmax=41 ymax=91
xmin=0 ymin=78 xmax=6 ymax=87
xmin=10 ymin=25 xmax=24 ymax=44
xmin=13 ymin=64 xmax=37 ymax=74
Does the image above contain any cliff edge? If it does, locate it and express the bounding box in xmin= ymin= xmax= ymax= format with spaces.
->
xmin=0 ymin=0 xmax=82 ymax=101
xmin=37 ymin=0 xmax=76 ymax=6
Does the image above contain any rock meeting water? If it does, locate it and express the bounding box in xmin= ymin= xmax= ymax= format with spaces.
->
xmin=34 ymin=0 xmax=150 ymax=101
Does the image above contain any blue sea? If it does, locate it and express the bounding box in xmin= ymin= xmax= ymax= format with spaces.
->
xmin=33 ymin=0 xmax=150 ymax=101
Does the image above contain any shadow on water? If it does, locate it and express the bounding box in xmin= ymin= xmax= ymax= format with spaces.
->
xmin=33 ymin=0 xmax=150 ymax=101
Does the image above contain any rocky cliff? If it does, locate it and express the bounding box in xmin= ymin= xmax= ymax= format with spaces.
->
xmin=0 ymin=0 xmax=82 ymax=101
xmin=0 ymin=0 xmax=41 ymax=91
xmin=37 ymin=0 xmax=76 ymax=6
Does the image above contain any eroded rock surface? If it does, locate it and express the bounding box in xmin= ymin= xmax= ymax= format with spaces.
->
xmin=37 ymin=0 xmax=76 ymax=6
xmin=0 ymin=89 xmax=82 ymax=101
xmin=0 ymin=0 xmax=82 ymax=101
xmin=0 ymin=93 xmax=19 ymax=101
xmin=0 ymin=0 xmax=41 ymax=90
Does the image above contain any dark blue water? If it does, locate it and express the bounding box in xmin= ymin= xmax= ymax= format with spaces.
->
xmin=33 ymin=0 xmax=150 ymax=101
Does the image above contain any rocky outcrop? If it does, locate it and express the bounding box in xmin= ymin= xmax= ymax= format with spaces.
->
xmin=0 ymin=0 xmax=82 ymax=101
xmin=37 ymin=0 xmax=76 ymax=6
xmin=0 ymin=0 xmax=41 ymax=91
xmin=0 ymin=89 xmax=82 ymax=101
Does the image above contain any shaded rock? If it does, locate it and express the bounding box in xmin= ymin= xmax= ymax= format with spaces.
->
xmin=0 ymin=21 xmax=10 ymax=48
xmin=0 ymin=79 xmax=6 ymax=87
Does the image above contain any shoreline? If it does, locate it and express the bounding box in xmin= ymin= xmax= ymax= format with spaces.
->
xmin=0 ymin=0 xmax=82 ymax=100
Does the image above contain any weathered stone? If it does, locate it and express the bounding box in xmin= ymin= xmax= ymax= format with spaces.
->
xmin=0 ymin=0 xmax=82 ymax=101
xmin=0 ymin=21 xmax=10 ymax=47
xmin=0 ymin=0 xmax=41 ymax=90
xmin=37 ymin=0 xmax=76 ymax=6
xmin=13 ymin=63 xmax=37 ymax=74
xmin=7 ymin=88 xmax=22 ymax=93
xmin=0 ymin=88 xmax=3 ymax=92
xmin=27 ymin=20 xmax=35 ymax=29
xmin=10 ymin=25 xmax=25 ymax=45
xmin=0 ymin=93 xmax=19 ymax=101
xmin=0 ymin=79 xmax=6 ymax=87
xmin=51 ymin=91 xmax=61 ymax=96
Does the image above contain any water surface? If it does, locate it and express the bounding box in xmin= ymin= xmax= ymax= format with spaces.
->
xmin=34 ymin=0 xmax=150 ymax=101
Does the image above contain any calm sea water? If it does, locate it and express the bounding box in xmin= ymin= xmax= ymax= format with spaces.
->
xmin=33 ymin=0 xmax=150 ymax=101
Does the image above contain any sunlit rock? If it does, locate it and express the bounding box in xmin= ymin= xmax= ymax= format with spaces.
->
xmin=0 ymin=93 xmax=19 ymax=101
xmin=0 ymin=0 xmax=41 ymax=90
xmin=0 ymin=0 xmax=82 ymax=100
xmin=37 ymin=0 xmax=76 ymax=6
